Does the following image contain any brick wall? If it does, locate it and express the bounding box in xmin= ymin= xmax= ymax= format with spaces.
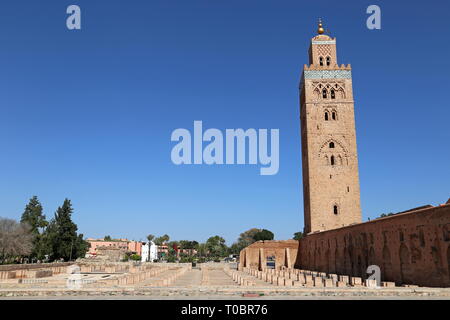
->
xmin=295 ymin=203 xmax=450 ymax=287
xmin=239 ymin=240 xmax=299 ymax=271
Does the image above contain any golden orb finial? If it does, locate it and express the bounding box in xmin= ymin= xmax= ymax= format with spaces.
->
xmin=317 ymin=18 xmax=325 ymax=34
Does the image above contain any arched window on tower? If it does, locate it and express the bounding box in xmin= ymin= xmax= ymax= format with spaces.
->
xmin=332 ymin=111 xmax=337 ymax=120
xmin=331 ymin=89 xmax=336 ymax=99
xmin=333 ymin=205 xmax=339 ymax=215
xmin=324 ymin=111 xmax=329 ymax=121
xmin=319 ymin=57 xmax=324 ymax=66
xmin=326 ymin=56 xmax=331 ymax=66
xmin=322 ymin=89 xmax=327 ymax=99
xmin=330 ymin=155 xmax=335 ymax=166
xmin=329 ymin=142 xmax=335 ymax=148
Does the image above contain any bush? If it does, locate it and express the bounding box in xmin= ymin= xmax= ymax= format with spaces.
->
xmin=130 ymin=254 xmax=141 ymax=261
xmin=180 ymin=255 xmax=194 ymax=263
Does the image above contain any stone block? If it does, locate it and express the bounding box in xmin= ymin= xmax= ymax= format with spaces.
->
xmin=324 ymin=279 xmax=334 ymax=287
xmin=313 ymin=277 xmax=324 ymax=287
xmin=276 ymin=277 xmax=284 ymax=286
xmin=365 ymin=279 xmax=378 ymax=288
xmin=304 ymin=274 xmax=314 ymax=286
xmin=339 ymin=275 xmax=349 ymax=284
xmin=285 ymin=279 xmax=294 ymax=286
xmin=381 ymin=281 xmax=396 ymax=288
xmin=293 ymin=280 xmax=303 ymax=287
xmin=351 ymin=277 xmax=362 ymax=286
xmin=329 ymin=274 xmax=338 ymax=282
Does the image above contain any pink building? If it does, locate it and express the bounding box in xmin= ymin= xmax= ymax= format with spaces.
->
xmin=127 ymin=241 xmax=142 ymax=256
xmin=87 ymin=238 xmax=142 ymax=256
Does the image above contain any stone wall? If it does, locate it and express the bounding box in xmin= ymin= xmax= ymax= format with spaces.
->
xmin=0 ymin=262 xmax=72 ymax=279
xmin=239 ymin=240 xmax=299 ymax=271
xmin=295 ymin=203 xmax=450 ymax=287
xmin=0 ymin=262 xmax=72 ymax=272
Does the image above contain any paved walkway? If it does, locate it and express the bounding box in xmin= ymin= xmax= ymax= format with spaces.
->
xmin=172 ymin=268 xmax=237 ymax=287
xmin=172 ymin=269 xmax=203 ymax=287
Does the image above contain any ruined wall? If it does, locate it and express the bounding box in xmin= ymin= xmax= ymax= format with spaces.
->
xmin=295 ymin=203 xmax=450 ymax=287
xmin=0 ymin=262 xmax=73 ymax=272
xmin=239 ymin=240 xmax=299 ymax=271
xmin=0 ymin=262 xmax=72 ymax=280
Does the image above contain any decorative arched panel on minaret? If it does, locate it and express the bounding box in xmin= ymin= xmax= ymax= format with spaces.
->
xmin=300 ymin=20 xmax=362 ymax=234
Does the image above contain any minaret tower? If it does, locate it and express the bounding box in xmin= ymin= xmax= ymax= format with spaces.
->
xmin=300 ymin=20 xmax=362 ymax=234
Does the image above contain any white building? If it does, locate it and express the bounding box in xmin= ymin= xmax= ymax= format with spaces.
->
xmin=141 ymin=241 xmax=158 ymax=262
xmin=141 ymin=242 xmax=149 ymax=262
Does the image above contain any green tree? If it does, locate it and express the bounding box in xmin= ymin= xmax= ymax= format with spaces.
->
xmin=46 ymin=199 xmax=89 ymax=261
xmin=293 ymin=232 xmax=304 ymax=240
xmin=205 ymin=235 xmax=227 ymax=258
xmin=253 ymin=229 xmax=274 ymax=241
xmin=179 ymin=240 xmax=199 ymax=255
xmin=20 ymin=196 xmax=47 ymax=235
xmin=229 ymin=228 xmax=261 ymax=254
xmin=20 ymin=196 xmax=49 ymax=260
xmin=379 ymin=213 xmax=394 ymax=218
xmin=229 ymin=243 xmax=242 ymax=255
xmin=196 ymin=243 xmax=208 ymax=257
xmin=146 ymin=234 xmax=155 ymax=242
xmin=104 ymin=235 xmax=112 ymax=241
xmin=130 ymin=254 xmax=141 ymax=261
xmin=154 ymin=234 xmax=170 ymax=245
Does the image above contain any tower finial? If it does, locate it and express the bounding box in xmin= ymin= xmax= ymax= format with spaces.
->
xmin=317 ymin=18 xmax=325 ymax=34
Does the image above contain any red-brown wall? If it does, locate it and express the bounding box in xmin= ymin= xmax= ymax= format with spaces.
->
xmin=295 ymin=203 xmax=450 ymax=287
xmin=239 ymin=240 xmax=299 ymax=271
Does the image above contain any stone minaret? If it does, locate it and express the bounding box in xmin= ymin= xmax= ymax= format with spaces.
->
xmin=300 ymin=20 xmax=362 ymax=234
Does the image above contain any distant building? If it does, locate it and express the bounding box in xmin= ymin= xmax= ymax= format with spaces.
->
xmin=157 ymin=244 xmax=169 ymax=259
xmin=86 ymin=238 xmax=143 ymax=258
xmin=96 ymin=247 xmax=126 ymax=262
xmin=141 ymin=241 xmax=158 ymax=262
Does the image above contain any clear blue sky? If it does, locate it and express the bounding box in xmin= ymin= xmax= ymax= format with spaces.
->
xmin=0 ymin=1 xmax=449 ymax=244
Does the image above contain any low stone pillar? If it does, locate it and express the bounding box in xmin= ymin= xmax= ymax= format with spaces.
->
xmin=313 ymin=277 xmax=324 ymax=287
xmin=365 ymin=279 xmax=378 ymax=288
xmin=381 ymin=281 xmax=396 ymax=287
xmin=276 ymin=277 xmax=284 ymax=286
xmin=305 ymin=275 xmax=314 ymax=286
xmin=324 ymin=279 xmax=334 ymax=287
xmin=339 ymin=275 xmax=349 ymax=284
xmin=298 ymin=273 xmax=305 ymax=284
xmin=329 ymin=274 xmax=338 ymax=282
xmin=351 ymin=277 xmax=362 ymax=286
